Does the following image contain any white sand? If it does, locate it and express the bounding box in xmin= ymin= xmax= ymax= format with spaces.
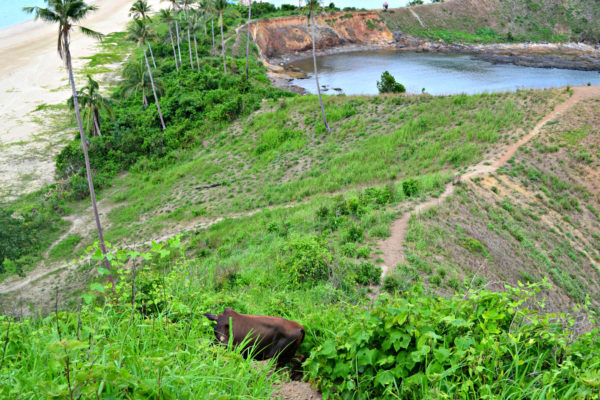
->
xmin=0 ymin=0 xmax=162 ymax=201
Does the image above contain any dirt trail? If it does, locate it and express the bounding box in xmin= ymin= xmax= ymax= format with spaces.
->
xmin=408 ymin=8 xmax=426 ymax=28
xmin=374 ymin=85 xmax=600 ymax=286
xmin=3 ymin=87 xmax=597 ymax=298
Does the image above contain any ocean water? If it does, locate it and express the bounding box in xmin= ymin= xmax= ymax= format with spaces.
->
xmin=289 ymin=50 xmax=600 ymax=95
xmin=0 ymin=0 xmax=47 ymax=30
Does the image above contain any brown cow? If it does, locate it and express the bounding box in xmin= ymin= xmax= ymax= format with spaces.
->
xmin=204 ymin=308 xmax=305 ymax=365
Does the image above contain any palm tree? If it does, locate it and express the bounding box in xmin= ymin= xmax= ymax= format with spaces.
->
xmin=120 ymin=61 xmax=165 ymax=106
xmin=211 ymin=18 xmax=216 ymax=56
xmin=159 ymin=9 xmax=179 ymax=71
xmin=163 ymin=0 xmax=183 ymax=64
xmin=305 ymin=0 xmax=330 ymax=132
xmin=129 ymin=0 xmax=156 ymax=69
xmin=245 ymin=0 xmax=252 ymax=79
xmin=128 ymin=19 xmax=166 ymax=130
xmin=199 ymin=0 xmax=211 ymax=36
xmin=214 ymin=0 xmax=227 ymax=73
xmin=23 ymin=0 xmax=115 ymax=285
xmin=190 ymin=10 xmax=202 ymax=70
xmin=181 ymin=0 xmax=195 ymax=69
xmin=68 ymin=75 xmax=114 ymax=137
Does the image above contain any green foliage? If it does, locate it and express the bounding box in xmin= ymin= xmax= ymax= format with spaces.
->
xmin=354 ymin=261 xmax=381 ymax=285
xmin=306 ymin=282 xmax=600 ymax=399
xmin=377 ymin=71 xmax=406 ymax=94
xmin=278 ymin=234 xmax=332 ymax=285
xmin=49 ymin=234 xmax=83 ymax=260
xmin=0 ymin=208 xmax=33 ymax=268
xmin=402 ymin=178 xmax=420 ymax=197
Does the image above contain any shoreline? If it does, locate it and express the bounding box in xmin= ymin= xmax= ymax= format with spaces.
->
xmin=0 ymin=0 xmax=162 ymax=202
xmin=263 ymin=37 xmax=600 ymax=94
xmin=267 ymin=37 xmax=600 ymax=71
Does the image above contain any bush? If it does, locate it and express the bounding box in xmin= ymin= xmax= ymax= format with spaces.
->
xmin=0 ymin=208 xmax=37 ymax=269
xmin=306 ymin=282 xmax=600 ymax=399
xmin=354 ymin=262 xmax=381 ymax=285
xmin=377 ymin=71 xmax=406 ymax=94
xmin=402 ymin=178 xmax=420 ymax=197
xmin=277 ymin=234 xmax=332 ymax=285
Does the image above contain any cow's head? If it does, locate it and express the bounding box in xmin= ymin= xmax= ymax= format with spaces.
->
xmin=204 ymin=308 xmax=234 ymax=343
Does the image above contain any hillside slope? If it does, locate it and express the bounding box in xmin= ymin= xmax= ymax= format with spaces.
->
xmin=395 ymin=87 xmax=600 ymax=311
xmin=380 ymin=0 xmax=600 ymax=42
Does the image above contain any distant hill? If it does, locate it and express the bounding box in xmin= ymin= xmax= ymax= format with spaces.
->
xmin=380 ymin=0 xmax=600 ymax=43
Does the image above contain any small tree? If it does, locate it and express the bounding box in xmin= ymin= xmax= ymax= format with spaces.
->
xmin=68 ymin=75 xmax=113 ymax=137
xmin=377 ymin=71 xmax=406 ymax=94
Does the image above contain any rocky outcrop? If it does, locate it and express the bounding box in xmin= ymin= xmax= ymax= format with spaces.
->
xmin=393 ymin=34 xmax=600 ymax=71
xmin=252 ymin=12 xmax=394 ymax=62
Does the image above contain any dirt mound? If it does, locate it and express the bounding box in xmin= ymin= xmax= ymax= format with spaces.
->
xmin=273 ymin=381 xmax=321 ymax=400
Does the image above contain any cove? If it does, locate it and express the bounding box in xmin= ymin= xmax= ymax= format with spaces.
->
xmin=288 ymin=50 xmax=600 ymax=95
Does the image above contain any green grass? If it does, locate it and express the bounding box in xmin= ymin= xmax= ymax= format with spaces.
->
xmin=48 ymin=234 xmax=83 ymax=261
xmin=90 ymin=89 xmax=555 ymax=245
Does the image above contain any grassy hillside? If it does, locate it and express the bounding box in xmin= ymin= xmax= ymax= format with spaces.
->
xmin=1 ymin=2 xmax=600 ymax=399
xmin=396 ymin=94 xmax=600 ymax=311
xmin=380 ymin=0 xmax=600 ymax=43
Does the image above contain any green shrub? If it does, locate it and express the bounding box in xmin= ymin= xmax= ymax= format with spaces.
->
xmin=356 ymin=246 xmax=371 ymax=259
xmin=306 ymin=282 xmax=600 ymax=399
xmin=277 ymin=234 xmax=332 ymax=285
xmin=402 ymin=178 xmax=420 ymax=197
xmin=354 ymin=262 xmax=381 ymax=285
xmin=344 ymin=223 xmax=364 ymax=243
xmin=377 ymin=71 xmax=406 ymax=94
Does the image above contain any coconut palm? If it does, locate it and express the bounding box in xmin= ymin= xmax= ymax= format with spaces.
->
xmin=68 ymin=75 xmax=114 ymax=137
xmin=128 ymin=19 xmax=166 ymax=130
xmin=181 ymin=0 xmax=195 ymax=69
xmin=129 ymin=0 xmax=157 ymax=69
xmin=245 ymin=0 xmax=252 ymax=79
xmin=23 ymin=0 xmax=115 ymax=285
xmin=199 ymin=0 xmax=211 ymax=36
xmin=159 ymin=9 xmax=179 ymax=71
xmin=163 ymin=0 xmax=183 ymax=64
xmin=305 ymin=0 xmax=330 ymax=132
xmin=190 ymin=10 xmax=202 ymax=70
xmin=120 ymin=61 xmax=165 ymax=106
xmin=214 ymin=0 xmax=227 ymax=73
xmin=211 ymin=18 xmax=216 ymax=56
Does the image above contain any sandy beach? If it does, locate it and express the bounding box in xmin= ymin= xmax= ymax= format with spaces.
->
xmin=0 ymin=0 xmax=161 ymax=201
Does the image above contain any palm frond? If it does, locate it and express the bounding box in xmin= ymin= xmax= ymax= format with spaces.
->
xmin=79 ymin=25 xmax=104 ymax=41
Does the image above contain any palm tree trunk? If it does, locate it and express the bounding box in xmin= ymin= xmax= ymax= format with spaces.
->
xmin=143 ymin=41 xmax=166 ymax=131
xmin=203 ymin=14 xmax=207 ymax=36
xmin=168 ymin=23 xmax=179 ymax=71
xmin=93 ymin=110 xmax=102 ymax=137
xmin=194 ymin=33 xmax=200 ymax=70
xmin=187 ymin=25 xmax=194 ymax=69
xmin=148 ymin=42 xmax=157 ymax=69
xmin=175 ymin=17 xmax=183 ymax=64
xmin=310 ymin=10 xmax=330 ymax=132
xmin=64 ymin=39 xmax=114 ymax=286
xmin=220 ymin=12 xmax=226 ymax=73
xmin=211 ymin=20 xmax=216 ymax=57
xmin=245 ymin=0 xmax=252 ymax=79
